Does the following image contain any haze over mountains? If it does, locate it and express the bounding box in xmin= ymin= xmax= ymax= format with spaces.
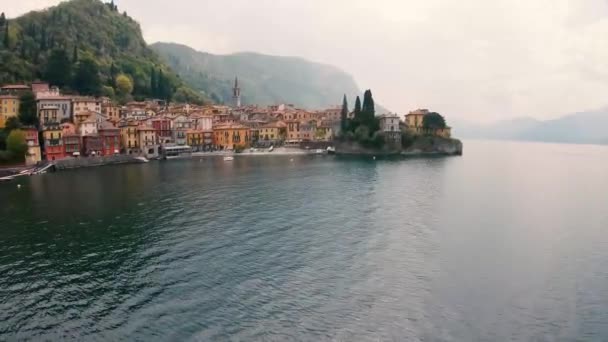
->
xmin=454 ymin=108 xmax=608 ymax=145
xmin=151 ymin=42 xmax=364 ymax=109
xmin=1 ymin=0 xmax=368 ymax=110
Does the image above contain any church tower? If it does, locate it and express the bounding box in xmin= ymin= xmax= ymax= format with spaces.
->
xmin=232 ymin=77 xmax=241 ymax=108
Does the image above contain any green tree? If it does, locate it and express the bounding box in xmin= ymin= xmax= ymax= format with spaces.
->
xmin=361 ymin=89 xmax=375 ymax=121
xmin=101 ymin=85 xmax=115 ymax=98
xmin=3 ymin=20 xmax=9 ymax=48
xmin=0 ymin=12 xmax=5 ymax=27
xmin=45 ymin=49 xmax=72 ymax=88
xmin=73 ymin=57 xmax=101 ymax=96
xmin=18 ymin=92 xmax=38 ymax=126
xmin=115 ymin=73 xmax=133 ymax=95
xmin=422 ymin=112 xmax=447 ymax=130
xmin=72 ymin=45 xmax=78 ymax=63
xmin=340 ymin=94 xmax=348 ymax=133
xmin=109 ymin=62 xmax=117 ymax=86
xmin=150 ymin=68 xmax=157 ymax=97
xmin=4 ymin=116 xmax=22 ymax=132
xmin=354 ymin=96 xmax=362 ymax=119
xmin=0 ymin=130 xmax=6 ymax=151
xmin=6 ymin=129 xmax=27 ymax=162
xmin=173 ymin=86 xmax=204 ymax=105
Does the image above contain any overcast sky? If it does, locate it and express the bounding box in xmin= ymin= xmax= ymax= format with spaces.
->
xmin=6 ymin=0 xmax=608 ymax=122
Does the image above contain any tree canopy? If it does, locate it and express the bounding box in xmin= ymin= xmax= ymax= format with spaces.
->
xmin=340 ymin=94 xmax=348 ymax=132
xmin=73 ymin=56 xmax=101 ymax=96
xmin=0 ymin=0 xmax=203 ymax=103
xmin=6 ymin=129 xmax=27 ymax=162
xmin=422 ymin=112 xmax=447 ymax=130
xmin=18 ymin=91 xmax=38 ymax=127
xmin=45 ymin=49 xmax=72 ymax=88
xmin=115 ymin=73 xmax=134 ymax=95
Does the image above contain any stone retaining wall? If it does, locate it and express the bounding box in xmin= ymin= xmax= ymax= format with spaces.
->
xmin=53 ymin=155 xmax=144 ymax=171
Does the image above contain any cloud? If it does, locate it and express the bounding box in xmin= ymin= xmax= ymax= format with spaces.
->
xmin=6 ymin=0 xmax=608 ymax=121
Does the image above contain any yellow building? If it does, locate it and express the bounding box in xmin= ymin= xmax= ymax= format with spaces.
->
xmin=119 ymin=120 xmax=139 ymax=153
xmin=405 ymin=109 xmax=452 ymax=138
xmin=186 ymin=130 xmax=204 ymax=147
xmin=258 ymin=121 xmax=286 ymax=142
xmin=404 ymin=109 xmax=428 ymax=135
xmin=213 ymin=124 xmax=251 ymax=150
xmin=0 ymin=95 xmax=20 ymax=128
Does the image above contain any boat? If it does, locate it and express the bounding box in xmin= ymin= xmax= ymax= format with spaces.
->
xmin=327 ymin=146 xmax=336 ymax=155
xmin=269 ymin=146 xmax=274 ymax=152
xmin=224 ymin=156 xmax=234 ymax=161
xmin=135 ymin=156 xmax=150 ymax=163
xmin=0 ymin=176 xmax=15 ymax=182
xmin=315 ymin=149 xmax=325 ymax=154
xmin=164 ymin=145 xmax=193 ymax=159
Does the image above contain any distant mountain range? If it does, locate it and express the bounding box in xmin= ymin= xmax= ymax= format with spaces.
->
xmin=453 ymin=108 xmax=608 ymax=145
xmin=151 ymin=42 xmax=368 ymax=110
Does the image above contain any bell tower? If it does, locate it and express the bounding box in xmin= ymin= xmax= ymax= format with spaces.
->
xmin=232 ymin=77 xmax=241 ymax=108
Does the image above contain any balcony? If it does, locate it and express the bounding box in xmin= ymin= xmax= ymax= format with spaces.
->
xmin=46 ymin=139 xmax=62 ymax=146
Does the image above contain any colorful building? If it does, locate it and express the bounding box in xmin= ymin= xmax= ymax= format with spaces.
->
xmin=137 ymin=125 xmax=159 ymax=158
xmin=43 ymin=123 xmax=65 ymax=161
xmin=72 ymin=97 xmax=101 ymax=119
xmin=404 ymin=109 xmax=451 ymax=138
xmin=258 ymin=121 xmax=286 ymax=143
xmin=23 ymin=127 xmax=41 ymax=165
xmin=151 ymin=116 xmax=172 ymax=144
xmin=286 ymin=120 xmax=301 ymax=142
xmin=37 ymin=95 xmax=72 ymax=126
xmin=186 ymin=130 xmax=205 ymax=151
xmin=102 ymin=103 xmax=121 ymax=124
xmin=379 ymin=114 xmax=402 ymax=145
xmin=0 ymin=84 xmax=30 ymax=95
xmin=63 ymin=134 xmax=81 ymax=158
xmin=171 ymin=115 xmax=193 ymax=146
xmin=0 ymin=95 xmax=20 ymax=129
xmin=82 ymin=135 xmax=103 ymax=156
xmin=119 ymin=120 xmax=139 ymax=154
xmin=213 ymin=124 xmax=251 ymax=150
xmin=99 ymin=122 xmax=121 ymax=156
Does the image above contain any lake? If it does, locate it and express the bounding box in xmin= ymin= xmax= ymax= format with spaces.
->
xmin=1 ymin=140 xmax=608 ymax=341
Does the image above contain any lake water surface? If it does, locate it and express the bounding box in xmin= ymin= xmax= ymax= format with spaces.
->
xmin=1 ymin=140 xmax=608 ymax=341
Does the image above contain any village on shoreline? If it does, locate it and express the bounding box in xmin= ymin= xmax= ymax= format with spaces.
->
xmin=0 ymin=78 xmax=460 ymax=177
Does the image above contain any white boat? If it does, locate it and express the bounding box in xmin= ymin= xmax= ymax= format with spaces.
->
xmin=315 ymin=149 xmax=325 ymax=154
xmin=224 ymin=156 xmax=234 ymax=161
xmin=164 ymin=145 xmax=193 ymax=159
xmin=135 ymin=156 xmax=150 ymax=163
xmin=268 ymin=146 xmax=274 ymax=152
xmin=327 ymin=146 xmax=336 ymax=154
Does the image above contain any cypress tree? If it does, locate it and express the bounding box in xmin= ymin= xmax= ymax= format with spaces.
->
xmin=0 ymin=12 xmax=5 ymax=27
xmin=150 ymin=68 xmax=157 ymax=97
xmin=3 ymin=21 xmax=9 ymax=48
xmin=340 ymin=94 xmax=348 ymax=132
xmin=72 ymin=45 xmax=78 ymax=63
xmin=361 ymin=89 xmax=375 ymax=124
xmin=110 ymin=62 xmax=117 ymax=87
xmin=354 ymin=96 xmax=362 ymax=120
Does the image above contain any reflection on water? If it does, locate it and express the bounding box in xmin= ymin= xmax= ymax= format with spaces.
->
xmin=1 ymin=141 xmax=608 ymax=340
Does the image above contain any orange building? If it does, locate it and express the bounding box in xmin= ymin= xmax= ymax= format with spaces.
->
xmin=213 ymin=124 xmax=251 ymax=150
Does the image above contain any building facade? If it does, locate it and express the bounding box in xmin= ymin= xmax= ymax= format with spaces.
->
xmin=0 ymin=95 xmax=20 ymax=129
xmin=213 ymin=124 xmax=250 ymax=150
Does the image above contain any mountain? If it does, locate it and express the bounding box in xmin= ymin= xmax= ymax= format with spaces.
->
xmin=454 ymin=108 xmax=608 ymax=145
xmin=0 ymin=0 xmax=205 ymax=103
xmin=151 ymin=42 xmax=366 ymax=110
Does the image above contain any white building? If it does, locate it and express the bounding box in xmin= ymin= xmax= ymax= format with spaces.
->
xmin=379 ymin=113 xmax=402 ymax=145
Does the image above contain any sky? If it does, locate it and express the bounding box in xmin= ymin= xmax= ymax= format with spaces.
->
xmin=5 ymin=0 xmax=608 ymax=122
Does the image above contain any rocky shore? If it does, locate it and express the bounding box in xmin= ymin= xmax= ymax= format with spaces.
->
xmin=335 ymin=136 xmax=463 ymax=157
